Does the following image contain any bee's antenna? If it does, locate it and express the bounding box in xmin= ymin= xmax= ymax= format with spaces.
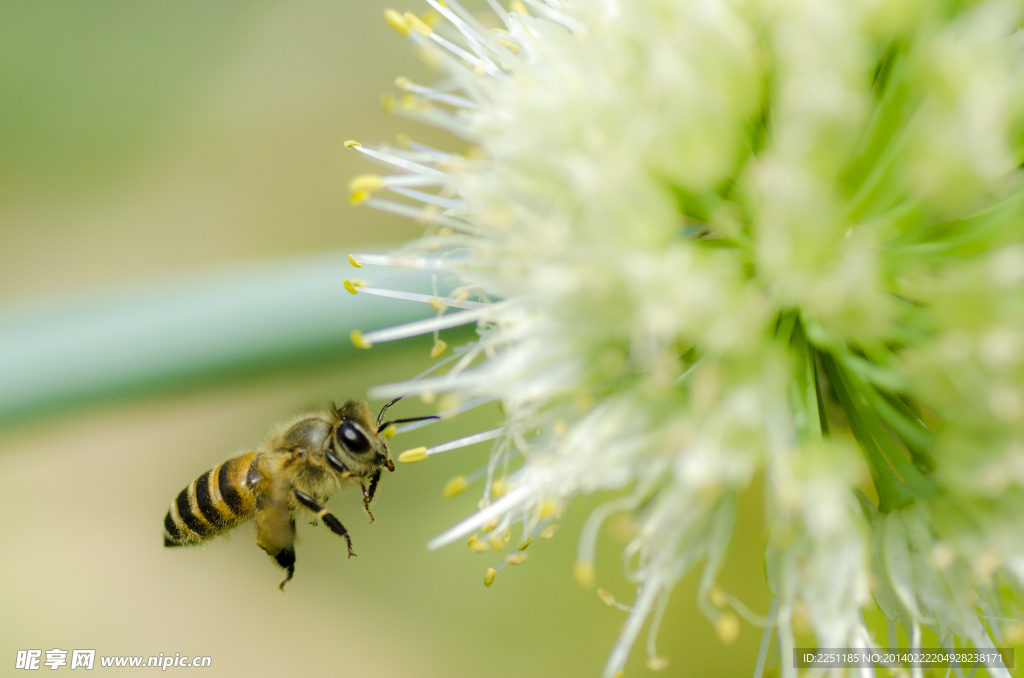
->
xmin=376 ymin=396 xmax=405 ymax=429
xmin=378 ymin=415 xmax=441 ymax=433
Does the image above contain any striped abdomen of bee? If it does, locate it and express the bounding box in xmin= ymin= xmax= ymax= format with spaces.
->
xmin=163 ymin=451 xmax=266 ymax=547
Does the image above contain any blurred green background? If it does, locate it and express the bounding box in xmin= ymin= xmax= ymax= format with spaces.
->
xmin=0 ymin=2 xmax=772 ymax=676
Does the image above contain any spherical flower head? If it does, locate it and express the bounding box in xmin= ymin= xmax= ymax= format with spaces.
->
xmin=348 ymin=1 xmax=1024 ymax=675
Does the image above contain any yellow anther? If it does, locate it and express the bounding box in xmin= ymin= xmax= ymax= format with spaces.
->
xmin=715 ymin=613 xmax=740 ymax=645
xmin=348 ymin=174 xmax=384 ymax=193
xmin=574 ymin=391 xmax=594 ymax=412
xmin=443 ymin=475 xmax=467 ymax=498
xmin=437 ymin=227 xmax=454 ymax=236
xmin=396 ymin=133 xmax=411 ymax=148
xmin=428 ymin=297 xmax=448 ymax=312
xmin=351 ymin=330 xmax=372 ymax=349
xmin=398 ymin=447 xmax=428 ymax=464
xmin=709 ymin=586 xmax=727 ymax=608
xmin=539 ymin=525 xmax=556 ymax=539
xmin=510 ymin=0 xmax=529 ymax=14
xmin=489 ymin=536 xmax=504 ymax=551
xmin=421 ymin=9 xmax=442 ymax=27
xmin=403 ymin=12 xmax=432 ymax=35
xmin=349 ymin=190 xmax=370 ymax=206
xmin=347 ymin=254 xmax=363 ymax=268
xmin=553 ymin=420 xmax=567 ymax=437
xmin=972 ymin=549 xmax=1003 ymax=583
xmin=613 ymin=673 xmax=623 ymax=678
xmin=381 ymin=93 xmax=396 ymax=112
xmin=1006 ymin=620 xmax=1024 ymax=644
xmin=463 ymin=145 xmax=487 ymax=160
xmin=646 ymin=656 xmax=669 ymax=671
xmin=343 ymin=280 xmax=359 ymax=295
xmin=497 ymin=39 xmax=520 ymax=54
xmin=417 ymin=46 xmax=442 ymax=69
xmin=384 ymin=8 xmax=410 ymax=36
xmin=505 ymin=553 xmax=527 ymax=565
xmin=484 ymin=567 xmax=496 ymax=587
xmin=929 ymin=542 xmax=955 ymax=571
xmin=473 ymin=65 xmax=485 ymax=76
xmin=502 ymin=529 xmax=511 ymax=543
xmin=597 ymin=588 xmax=616 ymax=606
xmin=343 ymin=139 xmax=361 ymax=149
xmin=491 ymin=479 xmax=507 ymax=498
xmin=437 ymin=392 xmax=459 ymax=411
xmin=381 ymin=425 xmax=397 ymax=439
xmin=430 ymin=339 xmax=448 ymax=358
xmin=400 ymin=93 xmax=418 ymax=109
xmin=574 ymin=561 xmax=595 ymax=589
xmin=791 ymin=605 xmax=812 ymax=636
xmin=482 ymin=518 xmax=499 ymax=532
xmin=454 ymin=289 xmax=471 ymax=303
xmin=517 ymin=538 xmax=531 ymax=551
xmin=420 ymin=391 xmax=436 ymax=404
xmin=539 ymin=499 xmax=560 ymax=519
xmin=394 ymin=76 xmax=412 ymax=90
xmin=467 ymin=536 xmax=489 ymax=553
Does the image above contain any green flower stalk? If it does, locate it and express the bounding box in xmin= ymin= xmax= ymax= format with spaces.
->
xmin=344 ymin=0 xmax=1024 ymax=675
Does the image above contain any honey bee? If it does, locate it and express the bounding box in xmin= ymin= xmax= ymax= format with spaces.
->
xmin=163 ymin=397 xmax=433 ymax=589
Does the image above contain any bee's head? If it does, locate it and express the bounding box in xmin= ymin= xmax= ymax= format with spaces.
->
xmin=323 ymin=400 xmax=393 ymax=474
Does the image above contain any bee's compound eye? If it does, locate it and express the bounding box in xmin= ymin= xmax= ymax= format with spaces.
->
xmin=336 ymin=422 xmax=371 ymax=454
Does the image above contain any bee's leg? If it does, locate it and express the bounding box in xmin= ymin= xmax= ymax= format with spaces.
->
xmin=254 ymin=487 xmax=298 ymax=590
xmin=255 ymin=512 xmax=297 ymax=590
xmin=273 ymin=546 xmax=296 ymax=591
xmin=293 ymin=490 xmax=356 ymax=558
xmin=361 ymin=469 xmax=382 ymax=523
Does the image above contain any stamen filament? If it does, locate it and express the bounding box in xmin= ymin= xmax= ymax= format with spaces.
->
xmin=348 ymin=253 xmax=453 ymax=270
xmin=369 ymin=368 xmax=488 ymax=400
xmin=360 ymin=197 xmax=478 ymax=232
xmin=349 ymin=144 xmax=449 ymax=178
xmin=388 ymin=99 xmax=477 ymax=140
xmin=372 ymin=143 xmax=455 ymax=165
xmin=520 ymin=0 xmax=585 ymax=33
xmin=753 ymin=597 xmax=778 ymax=678
xmin=604 ymin=579 xmax=662 ymax=678
xmin=397 ymin=79 xmax=481 ymax=109
xmin=360 ymin=305 xmax=498 ymax=345
xmin=423 ymin=427 xmax=507 ymax=456
xmin=394 ymin=395 xmax=495 ymax=432
xmin=424 ymin=0 xmax=508 ymax=68
xmin=483 ymin=0 xmax=511 ymax=26
xmin=427 ymin=484 xmax=531 ymax=550
xmin=387 ymin=186 xmax=460 ymax=209
xmin=377 ymin=174 xmax=450 ymax=189
xmin=405 ymin=139 xmax=456 ymax=156
xmin=442 ymin=0 xmax=521 ymax=63
xmin=426 ymin=31 xmax=502 ymax=79
xmin=346 ymin=285 xmax=488 ymax=310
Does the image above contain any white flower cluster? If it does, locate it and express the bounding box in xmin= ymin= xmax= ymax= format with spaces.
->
xmin=344 ymin=1 xmax=1024 ymax=675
